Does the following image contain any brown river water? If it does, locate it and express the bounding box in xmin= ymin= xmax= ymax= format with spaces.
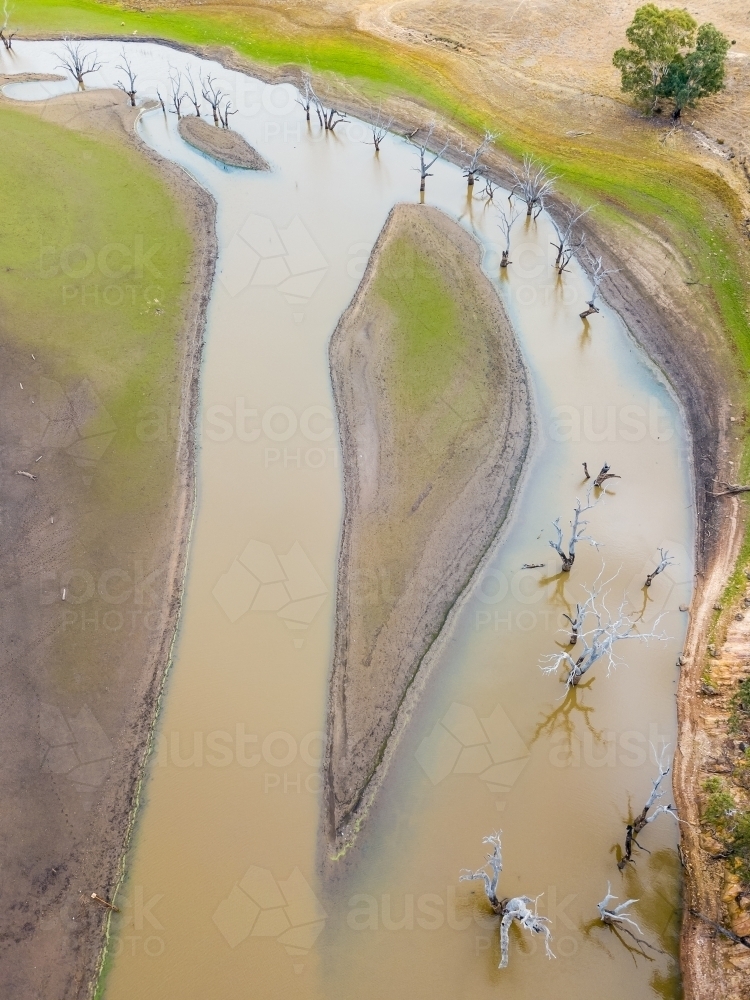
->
xmin=9 ymin=41 xmax=694 ymax=1000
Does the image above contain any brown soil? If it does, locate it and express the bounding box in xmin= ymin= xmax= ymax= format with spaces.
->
xmin=325 ymin=204 xmax=531 ymax=851
xmin=177 ymin=114 xmax=270 ymax=169
xmin=0 ymin=87 xmax=215 ymax=1000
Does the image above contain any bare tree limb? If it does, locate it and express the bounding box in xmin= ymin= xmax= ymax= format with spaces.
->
xmin=462 ymin=130 xmax=499 ymax=188
xmin=593 ymin=462 xmax=620 ymax=488
xmin=497 ymin=201 xmax=520 ymax=268
xmin=690 ymin=909 xmax=750 ymax=949
xmin=509 ymin=154 xmax=556 ymax=218
xmin=167 ymin=67 xmax=185 ymax=119
xmin=184 ymin=69 xmax=201 ymax=117
xmin=598 ymin=884 xmax=664 ymax=954
xmin=580 ymin=247 xmax=620 ymax=318
xmin=618 ymin=744 xmax=678 ymax=869
xmin=645 ymin=548 xmax=675 ymax=588
xmin=460 ymin=832 xmax=555 ymax=969
xmin=548 ymin=492 xmax=599 ymax=573
xmin=57 ymin=39 xmax=102 ymax=90
xmin=708 ymin=479 xmax=750 ymax=497
xmin=411 ymin=122 xmax=449 ymax=194
xmin=550 ymin=203 xmax=590 ymax=274
xmin=366 ymin=107 xmax=394 ymax=153
xmin=201 ymin=73 xmax=224 ymax=126
xmin=114 ymin=48 xmax=137 ymax=107
xmin=541 ymin=573 xmax=667 ymax=687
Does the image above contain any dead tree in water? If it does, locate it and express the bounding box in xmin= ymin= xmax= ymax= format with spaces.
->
xmin=367 ymin=108 xmax=393 ymax=153
xmin=168 ymin=68 xmax=185 ymax=118
xmin=463 ymin=130 xmax=498 ymax=189
xmin=460 ymin=832 xmax=555 ymax=969
xmin=0 ymin=28 xmax=16 ymax=50
xmin=580 ymin=250 xmax=619 ymax=317
xmin=115 ymin=49 xmax=137 ymax=107
xmin=645 ymin=548 xmax=674 ymax=588
xmin=510 ymin=154 xmax=556 ymax=217
xmin=593 ymin=462 xmax=620 ymax=488
xmin=218 ymin=97 xmax=237 ymax=130
xmin=549 ymin=494 xmax=598 ymax=573
xmin=541 ymin=575 xmax=666 ymax=687
xmin=184 ymin=70 xmax=201 ymax=117
xmin=155 ymin=88 xmax=166 ymax=113
xmin=57 ymin=40 xmax=102 ymax=90
xmin=296 ymin=73 xmax=316 ymax=121
xmin=411 ymin=122 xmax=449 ymax=194
xmin=597 ymin=884 xmax=664 ymax=954
xmin=497 ymin=202 xmax=520 ymax=268
xmin=201 ymin=73 xmax=224 ymax=126
xmin=550 ymin=204 xmax=589 ymax=273
xmin=618 ymin=745 xmax=678 ymax=869
xmin=562 ymin=602 xmax=585 ymax=645
xmin=313 ymin=95 xmax=348 ymax=131
xmin=481 ymin=178 xmax=497 ymax=202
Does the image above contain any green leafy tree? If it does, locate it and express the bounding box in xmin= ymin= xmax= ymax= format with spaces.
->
xmin=659 ymin=23 xmax=731 ymax=117
xmin=613 ymin=4 xmax=696 ymax=109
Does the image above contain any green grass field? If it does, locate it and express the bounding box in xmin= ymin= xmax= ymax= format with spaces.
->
xmin=0 ymin=101 xmax=192 ymax=516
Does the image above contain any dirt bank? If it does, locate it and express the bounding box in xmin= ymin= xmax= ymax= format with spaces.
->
xmin=325 ymin=203 xmax=531 ymax=851
xmin=177 ymin=114 xmax=270 ymax=169
xmin=0 ymin=85 xmax=215 ymax=1000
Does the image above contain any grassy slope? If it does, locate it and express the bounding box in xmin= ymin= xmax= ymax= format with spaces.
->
xmin=0 ymin=101 xmax=191 ymax=521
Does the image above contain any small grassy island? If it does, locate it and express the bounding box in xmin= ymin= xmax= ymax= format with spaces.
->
xmin=325 ymin=204 xmax=531 ymax=850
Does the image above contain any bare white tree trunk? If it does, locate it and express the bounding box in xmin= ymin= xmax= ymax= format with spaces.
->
xmin=460 ymin=833 xmax=555 ymax=969
xmin=462 ymin=130 xmax=499 ymax=188
xmin=411 ymin=122 xmax=449 ymax=195
xmin=580 ymin=248 xmax=619 ymax=318
xmin=548 ymin=493 xmax=599 ymax=573
xmin=541 ymin=571 xmax=667 ymax=687
xmin=115 ymin=49 xmax=137 ymax=107
xmin=497 ymin=202 xmax=520 ymax=268
xmin=645 ymin=548 xmax=674 ymax=587
xmin=597 ymin=883 xmax=664 ymax=953
xmin=510 ymin=154 xmax=556 ymax=217
xmin=57 ymin=39 xmax=103 ymax=90
xmin=618 ymin=745 xmax=678 ymax=868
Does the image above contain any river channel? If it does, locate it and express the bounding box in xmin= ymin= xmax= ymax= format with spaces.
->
xmin=8 ymin=39 xmax=694 ymax=999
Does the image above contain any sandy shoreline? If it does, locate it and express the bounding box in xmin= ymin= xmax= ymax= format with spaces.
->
xmin=0 ymin=85 xmax=216 ymax=1000
xmin=324 ymin=204 xmax=532 ymax=852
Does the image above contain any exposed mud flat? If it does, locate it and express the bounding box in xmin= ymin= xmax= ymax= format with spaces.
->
xmin=178 ymin=115 xmax=270 ymax=169
xmin=325 ymin=204 xmax=531 ymax=849
xmin=0 ymin=86 xmax=215 ymax=1000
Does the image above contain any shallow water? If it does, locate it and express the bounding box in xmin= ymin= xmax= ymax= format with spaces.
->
xmin=6 ymin=39 xmax=693 ymax=999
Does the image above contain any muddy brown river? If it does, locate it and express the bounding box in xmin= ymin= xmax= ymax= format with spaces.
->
xmin=9 ymin=41 xmax=693 ymax=999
